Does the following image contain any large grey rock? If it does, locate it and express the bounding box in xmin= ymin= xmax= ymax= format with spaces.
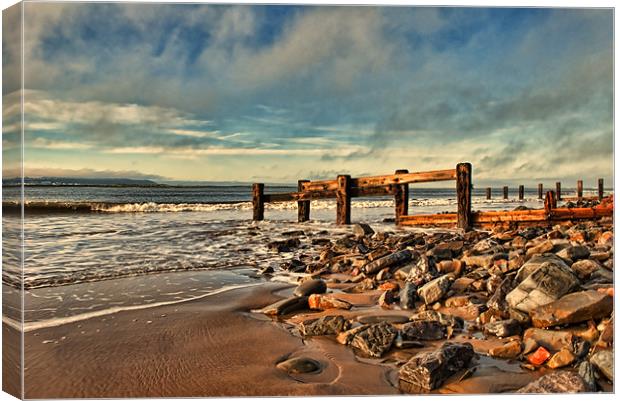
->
xmin=299 ymin=315 xmax=350 ymax=336
xmin=590 ymin=350 xmax=613 ymax=382
xmin=399 ymin=342 xmax=475 ymax=391
xmin=417 ymin=274 xmax=453 ymax=305
xmin=530 ymin=290 xmax=613 ymax=328
xmin=571 ymin=259 xmax=602 ymax=280
xmin=506 ymin=260 xmax=579 ymax=313
xmin=517 ymin=371 xmax=589 ymax=393
xmin=515 ymin=254 xmax=571 ymax=283
xmin=400 ymin=320 xmax=445 ymax=341
xmin=349 ymin=322 xmax=397 ymax=358
xmin=362 ymin=250 xmax=412 ymax=275
xmin=294 ymin=279 xmax=327 ymax=297
xmin=405 ymin=255 xmax=437 ymax=286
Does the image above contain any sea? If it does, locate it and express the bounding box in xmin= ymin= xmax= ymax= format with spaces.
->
xmin=0 ymin=184 xmax=601 ymax=333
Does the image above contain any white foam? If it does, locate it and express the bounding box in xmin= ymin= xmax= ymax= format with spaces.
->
xmin=3 ymin=282 xmax=263 ymax=333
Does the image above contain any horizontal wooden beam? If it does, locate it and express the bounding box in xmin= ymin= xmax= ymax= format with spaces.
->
xmin=264 ymin=186 xmax=396 ymax=203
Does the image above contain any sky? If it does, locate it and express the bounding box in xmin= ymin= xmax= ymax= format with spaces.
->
xmin=1 ymin=3 xmax=614 ymax=185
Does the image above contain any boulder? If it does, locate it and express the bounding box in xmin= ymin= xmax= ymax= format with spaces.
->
xmin=399 ymin=282 xmax=417 ymax=309
xmin=308 ymin=294 xmax=352 ymax=310
xmin=349 ymin=322 xmax=397 ymax=358
xmin=417 ymin=274 xmax=453 ymax=305
xmin=488 ymin=340 xmax=522 ymax=359
xmin=590 ymin=350 xmax=613 ymax=382
xmin=515 ymin=254 xmax=570 ymax=282
xmin=400 ymin=320 xmax=445 ymax=341
xmin=571 ymin=259 xmax=602 ymax=280
xmin=293 ymin=279 xmax=327 ymax=297
xmin=517 ymin=371 xmax=589 ymax=393
xmin=399 ymin=342 xmax=475 ymax=391
xmin=530 ymin=290 xmax=613 ymax=328
xmin=353 ymin=223 xmax=375 ymax=238
xmin=506 ymin=260 xmax=579 ymax=313
xmin=484 ymin=319 xmax=521 ymax=338
xmin=523 ymin=328 xmax=573 ymax=352
xmin=259 ymin=296 xmax=308 ymax=316
xmin=556 ymin=246 xmax=590 ymax=263
xmin=546 ymin=347 xmax=576 ymax=369
xmin=299 ymin=315 xmax=350 ymax=336
xmin=276 ymin=357 xmax=322 ymax=374
xmin=362 ymin=250 xmax=412 ymax=275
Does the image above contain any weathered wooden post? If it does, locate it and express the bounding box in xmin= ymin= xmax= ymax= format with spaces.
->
xmin=503 ymin=186 xmax=508 ymax=199
xmin=297 ymin=180 xmax=310 ymax=222
xmin=336 ymin=175 xmax=351 ymax=225
xmin=556 ymin=182 xmax=562 ymax=201
xmin=518 ymin=185 xmax=524 ymax=201
xmin=456 ymin=163 xmax=472 ymax=231
xmin=486 ymin=187 xmax=491 ymax=200
xmin=538 ymin=183 xmax=543 ymax=199
xmin=544 ymin=191 xmax=557 ymax=215
xmin=598 ymin=178 xmax=604 ymax=200
xmin=577 ymin=180 xmax=583 ymax=200
xmin=252 ymin=183 xmax=265 ymax=221
xmin=394 ymin=169 xmax=409 ymax=223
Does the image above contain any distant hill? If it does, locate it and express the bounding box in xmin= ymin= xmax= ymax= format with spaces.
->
xmin=3 ymin=177 xmax=162 ymax=186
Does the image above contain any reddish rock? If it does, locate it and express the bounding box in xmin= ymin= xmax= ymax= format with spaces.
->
xmin=378 ymin=282 xmax=399 ymax=292
xmin=308 ymin=294 xmax=352 ymax=310
xmin=530 ymin=290 xmax=613 ymax=328
xmin=528 ymin=346 xmax=552 ymax=366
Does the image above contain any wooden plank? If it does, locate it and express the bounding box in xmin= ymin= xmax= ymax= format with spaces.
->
xmin=598 ymin=178 xmax=604 ymax=200
xmin=550 ymin=207 xmax=613 ymax=220
xmin=474 ymin=210 xmax=547 ymax=223
xmin=297 ymin=180 xmax=310 ymax=222
xmin=456 ymin=163 xmax=472 ymax=231
xmin=264 ymin=185 xmax=395 ymax=203
xmin=394 ymin=169 xmax=409 ymax=222
xmin=538 ymin=183 xmax=543 ymax=199
xmin=556 ymin=182 xmax=562 ymax=201
xmin=399 ymin=213 xmax=457 ymax=226
xmin=336 ymin=175 xmax=351 ymax=225
xmin=352 ymin=169 xmax=456 ymax=188
xmin=252 ymin=183 xmax=265 ymax=221
xmin=300 ymin=179 xmax=338 ymax=192
xmin=577 ymin=180 xmax=583 ymax=199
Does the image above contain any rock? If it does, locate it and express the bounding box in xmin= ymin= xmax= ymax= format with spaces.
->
xmin=523 ymin=328 xmax=573 ymax=353
xmin=525 ymin=240 xmax=554 ymax=259
xmin=362 ymin=250 xmax=412 ymax=275
xmin=547 ymin=347 xmax=576 ymax=369
xmin=353 ymin=223 xmax=375 ymax=238
xmin=406 ymin=255 xmax=438 ymax=285
xmin=349 ymin=322 xmax=397 ymax=358
xmin=515 ymin=254 xmax=570 ymax=282
xmin=506 ymin=260 xmax=579 ymax=313
xmin=471 ymin=238 xmax=499 ymax=253
xmin=517 ymin=371 xmax=589 ymax=393
xmin=530 ymin=290 xmax=613 ymax=328
xmin=445 ymin=295 xmax=472 ymax=307
xmin=488 ymin=340 xmax=522 ymax=359
xmin=308 ymin=294 xmax=352 ymax=310
xmin=437 ymin=259 xmax=463 ymax=275
xmin=259 ymin=296 xmax=308 ymax=315
xmin=357 ymin=315 xmax=409 ymax=324
xmin=394 ymin=334 xmax=425 ymax=349
xmin=522 ymin=338 xmax=538 ymax=354
xmin=417 ymin=274 xmax=453 ymax=305
xmin=259 ymin=265 xmax=274 ymax=274
xmin=484 ymin=319 xmax=521 ymax=338
xmin=429 ymin=246 xmax=453 ymax=261
xmin=571 ymin=259 xmax=602 ymax=280
xmin=399 ymin=282 xmax=417 ymax=309
xmin=461 ymin=254 xmax=494 ymax=268
xmin=276 ymin=356 xmax=322 ymax=374
xmin=283 ymin=259 xmax=306 ymax=272
xmin=400 ymin=320 xmax=446 ymax=340
xmin=598 ymin=231 xmax=613 ymax=246
xmin=299 ymin=315 xmax=350 ymax=336
xmin=410 ymin=311 xmax=464 ymax=329
xmin=378 ymin=290 xmax=396 ymax=309
xmin=487 ymin=277 xmax=514 ymax=312
xmin=578 ymin=361 xmax=598 ymax=391
xmin=378 ymin=282 xmax=399 ymax=292
xmin=336 ymin=324 xmax=369 ymax=345
xmin=293 ymin=279 xmax=327 ymax=297
xmin=399 ymin=342 xmax=475 ymax=391
xmin=527 ymin=346 xmax=551 ymax=365
xmin=268 ymin=238 xmax=301 ymax=252
xmin=590 ymin=350 xmax=613 ymax=381
xmin=556 ymin=246 xmax=590 ymax=263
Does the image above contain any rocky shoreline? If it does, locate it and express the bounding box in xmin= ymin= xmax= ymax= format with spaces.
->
xmin=255 ymin=209 xmax=614 ymax=394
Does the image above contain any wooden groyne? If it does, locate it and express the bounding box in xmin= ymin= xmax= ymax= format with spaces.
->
xmin=485 ymin=178 xmax=606 ymax=201
xmin=252 ymin=164 xmax=612 ymax=230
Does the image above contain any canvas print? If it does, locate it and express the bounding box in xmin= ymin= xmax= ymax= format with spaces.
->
xmin=1 ymin=1 xmax=615 ymax=398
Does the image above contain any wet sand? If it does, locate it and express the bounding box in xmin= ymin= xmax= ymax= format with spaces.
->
xmin=17 ymin=282 xmax=398 ymax=398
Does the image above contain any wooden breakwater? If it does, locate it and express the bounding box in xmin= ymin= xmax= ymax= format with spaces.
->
xmin=484 ymin=178 xmax=605 ymax=201
xmin=252 ymin=163 xmax=612 ymax=230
